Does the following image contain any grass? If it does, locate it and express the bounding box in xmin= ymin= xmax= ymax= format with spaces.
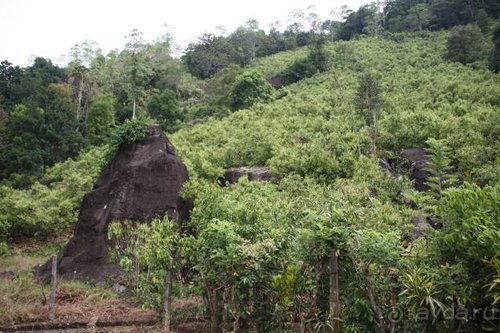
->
xmin=0 ymin=237 xmax=156 ymax=326
xmin=0 ymin=271 xmax=156 ymax=325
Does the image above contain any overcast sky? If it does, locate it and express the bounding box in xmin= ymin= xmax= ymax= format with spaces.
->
xmin=0 ymin=0 xmax=372 ymax=67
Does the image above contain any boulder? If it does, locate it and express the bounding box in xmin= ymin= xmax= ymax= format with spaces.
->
xmin=379 ymin=158 xmax=403 ymax=181
xmin=36 ymin=125 xmax=191 ymax=283
xmin=223 ymin=167 xmax=273 ymax=185
xmin=401 ymin=148 xmax=429 ymax=191
xmin=409 ymin=214 xmax=431 ymax=239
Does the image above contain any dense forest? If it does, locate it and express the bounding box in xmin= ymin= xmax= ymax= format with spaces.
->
xmin=0 ymin=0 xmax=499 ymax=332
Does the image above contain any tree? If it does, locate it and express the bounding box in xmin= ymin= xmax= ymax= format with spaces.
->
xmin=65 ymin=40 xmax=101 ymax=121
xmin=424 ymin=138 xmax=458 ymax=204
xmin=0 ymin=104 xmax=45 ymax=184
xmin=308 ymin=36 xmax=330 ymax=72
xmin=183 ymin=33 xmax=238 ymax=79
xmin=356 ymin=73 xmax=382 ymax=156
xmin=445 ymin=24 xmax=488 ymax=65
xmin=123 ymin=29 xmax=153 ymax=119
xmin=0 ymin=82 xmax=85 ymax=185
xmin=147 ymin=90 xmax=182 ymax=132
xmin=405 ymin=3 xmax=432 ymax=31
xmin=229 ymin=19 xmax=267 ymax=66
xmin=0 ymin=107 xmax=7 ymax=147
xmin=491 ymin=26 xmax=500 ymax=72
xmin=0 ymin=60 xmax=21 ymax=109
xmin=87 ymin=95 xmax=115 ymax=145
xmin=6 ymin=57 xmax=65 ymax=110
xmin=339 ymin=4 xmax=381 ymax=40
xmin=230 ymin=71 xmax=273 ymax=110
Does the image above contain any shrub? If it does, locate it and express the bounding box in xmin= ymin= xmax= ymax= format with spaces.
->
xmin=109 ymin=117 xmax=149 ymax=152
xmin=230 ymin=70 xmax=274 ymax=110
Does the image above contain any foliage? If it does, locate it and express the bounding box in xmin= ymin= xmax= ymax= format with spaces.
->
xmin=147 ymin=89 xmax=182 ymax=132
xmin=356 ymin=72 xmax=383 ymax=155
xmin=87 ymin=94 xmax=115 ymax=145
xmin=400 ymin=268 xmax=447 ymax=319
xmin=108 ymin=216 xmax=180 ymax=309
xmin=308 ymin=36 xmax=330 ymax=72
xmin=492 ymin=25 xmax=500 ymax=72
xmin=0 ymin=82 xmax=86 ymax=186
xmin=183 ymin=34 xmax=238 ymax=79
xmin=0 ymin=145 xmax=108 ymax=241
xmin=384 ymin=0 xmax=500 ymax=32
xmin=109 ymin=117 xmax=149 ymax=153
xmin=445 ymin=24 xmax=489 ymax=65
xmin=281 ymin=57 xmax=317 ymax=85
xmin=431 ymin=183 xmax=499 ymax=307
xmin=485 ymin=257 xmax=500 ymax=306
xmin=0 ymin=14 xmax=499 ymax=333
xmin=230 ymin=70 xmax=274 ymax=110
xmin=408 ymin=138 xmax=458 ymax=216
xmin=0 ymin=241 xmax=8 ymax=256
xmin=423 ymin=138 xmax=458 ymax=201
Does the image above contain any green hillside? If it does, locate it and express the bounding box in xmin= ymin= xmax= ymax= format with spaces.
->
xmin=173 ymin=32 xmax=499 ymax=184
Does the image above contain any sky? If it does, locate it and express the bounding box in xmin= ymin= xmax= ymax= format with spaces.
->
xmin=0 ymin=0 xmax=372 ymax=67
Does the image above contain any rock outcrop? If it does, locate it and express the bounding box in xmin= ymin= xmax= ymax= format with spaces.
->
xmin=223 ymin=166 xmax=273 ymax=185
xmin=36 ymin=125 xmax=190 ymax=283
xmin=409 ymin=214 xmax=431 ymax=240
xmin=401 ymin=148 xmax=429 ymax=191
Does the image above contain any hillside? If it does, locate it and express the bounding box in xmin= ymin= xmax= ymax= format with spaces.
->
xmin=173 ymin=32 xmax=499 ymax=184
xmin=1 ymin=28 xmax=499 ymax=333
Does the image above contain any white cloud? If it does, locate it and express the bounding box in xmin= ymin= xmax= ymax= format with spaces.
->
xmin=0 ymin=0 xmax=371 ymax=66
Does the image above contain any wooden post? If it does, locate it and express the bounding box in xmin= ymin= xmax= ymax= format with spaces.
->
xmin=162 ymin=270 xmax=172 ymax=332
xmin=329 ymin=248 xmax=341 ymax=333
xmin=49 ymin=255 xmax=58 ymax=322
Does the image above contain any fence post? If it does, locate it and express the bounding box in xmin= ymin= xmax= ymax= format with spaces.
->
xmin=49 ymin=254 xmax=57 ymax=322
xmin=162 ymin=270 xmax=172 ymax=332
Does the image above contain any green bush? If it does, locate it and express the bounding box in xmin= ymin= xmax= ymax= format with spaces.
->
xmin=230 ymin=70 xmax=274 ymax=110
xmin=109 ymin=117 xmax=150 ymax=152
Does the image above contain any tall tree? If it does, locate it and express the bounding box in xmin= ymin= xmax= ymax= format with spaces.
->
xmin=445 ymin=24 xmax=487 ymax=64
xmin=356 ymin=73 xmax=382 ymax=156
xmin=491 ymin=26 xmax=500 ymax=73
xmin=147 ymin=90 xmax=182 ymax=132
xmin=123 ymin=29 xmax=153 ymax=119
xmin=65 ymin=40 xmax=101 ymax=121
xmin=229 ymin=19 xmax=267 ymax=66
xmin=183 ymin=33 xmax=237 ymax=79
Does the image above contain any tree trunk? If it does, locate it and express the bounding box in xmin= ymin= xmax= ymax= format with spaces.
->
xmin=362 ymin=264 xmax=385 ymax=332
xmin=329 ymin=248 xmax=341 ymax=333
xmin=132 ymin=99 xmax=136 ymax=120
xmin=208 ymin=287 xmax=221 ymax=333
xmin=76 ymin=75 xmax=85 ymax=120
xmin=162 ymin=270 xmax=172 ymax=332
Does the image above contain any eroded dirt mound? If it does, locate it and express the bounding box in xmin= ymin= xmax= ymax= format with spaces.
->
xmin=36 ymin=125 xmax=190 ymax=283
